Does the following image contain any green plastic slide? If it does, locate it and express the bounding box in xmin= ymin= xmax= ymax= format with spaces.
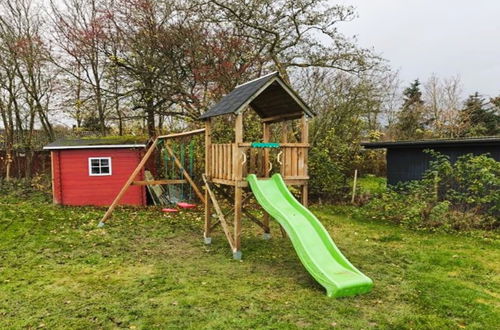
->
xmin=247 ymin=173 xmax=373 ymax=298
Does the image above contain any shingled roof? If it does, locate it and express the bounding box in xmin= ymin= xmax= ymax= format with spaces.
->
xmin=199 ymin=72 xmax=314 ymax=121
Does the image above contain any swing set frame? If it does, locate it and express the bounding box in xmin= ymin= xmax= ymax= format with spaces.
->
xmin=98 ymin=128 xmax=206 ymax=227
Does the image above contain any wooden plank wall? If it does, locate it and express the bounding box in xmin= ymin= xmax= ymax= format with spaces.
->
xmin=209 ymin=143 xmax=308 ymax=181
xmin=210 ymin=143 xmax=234 ymax=180
xmin=281 ymin=146 xmax=308 ymax=179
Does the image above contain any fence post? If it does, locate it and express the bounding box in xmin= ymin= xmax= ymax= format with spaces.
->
xmin=351 ymin=169 xmax=358 ymax=204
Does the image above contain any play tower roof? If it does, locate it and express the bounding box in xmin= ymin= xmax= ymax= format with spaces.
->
xmin=199 ymin=72 xmax=314 ymax=122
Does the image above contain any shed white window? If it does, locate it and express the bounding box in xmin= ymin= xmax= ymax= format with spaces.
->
xmin=88 ymin=157 xmax=112 ymax=176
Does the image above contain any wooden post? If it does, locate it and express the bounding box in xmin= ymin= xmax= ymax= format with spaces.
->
xmin=351 ymin=169 xmax=358 ymax=204
xmin=280 ymin=121 xmax=289 ymax=177
xmin=281 ymin=121 xmax=289 ymax=143
xmin=262 ymin=122 xmax=271 ymax=238
xmin=202 ymin=175 xmax=235 ymax=250
xmin=300 ymin=115 xmax=309 ymax=207
xmin=99 ymin=138 xmax=158 ymax=226
xmin=302 ymin=182 xmax=309 ymax=207
xmin=262 ymin=122 xmax=270 ymax=176
xmin=433 ymin=171 xmax=439 ymax=201
xmin=212 ymin=185 xmax=269 ymax=233
xmin=204 ymin=119 xmax=212 ymax=243
xmin=233 ymin=113 xmax=243 ymax=259
xmin=5 ymin=152 xmax=11 ymax=181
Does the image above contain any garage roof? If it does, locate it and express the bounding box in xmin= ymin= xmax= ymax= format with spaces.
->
xmin=361 ymin=137 xmax=500 ymax=149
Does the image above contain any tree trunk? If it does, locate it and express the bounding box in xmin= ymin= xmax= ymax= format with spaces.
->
xmin=117 ymin=109 xmax=123 ymax=136
xmin=95 ymin=87 xmax=106 ymax=135
xmin=146 ymin=101 xmax=156 ymax=138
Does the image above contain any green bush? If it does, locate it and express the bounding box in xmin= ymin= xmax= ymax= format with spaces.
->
xmin=361 ymin=152 xmax=499 ymax=231
xmin=424 ymin=151 xmax=499 ymax=217
xmin=308 ymin=130 xmax=356 ymax=201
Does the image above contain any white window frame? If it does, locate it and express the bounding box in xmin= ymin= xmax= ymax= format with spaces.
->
xmin=88 ymin=157 xmax=112 ymax=176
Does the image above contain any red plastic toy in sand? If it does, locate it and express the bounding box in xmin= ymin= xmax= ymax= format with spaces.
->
xmin=177 ymin=202 xmax=197 ymax=209
xmin=162 ymin=208 xmax=179 ymax=213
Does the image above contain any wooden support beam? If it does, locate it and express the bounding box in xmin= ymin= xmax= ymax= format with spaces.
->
xmin=283 ymin=179 xmax=309 ymax=185
xmin=99 ymin=138 xmax=158 ymax=225
xmin=212 ymin=185 xmax=269 ymax=232
xmin=261 ymin=112 xmax=303 ymax=123
xmin=210 ymin=178 xmax=248 ymax=187
xmin=233 ymin=113 xmax=243 ymax=181
xmin=300 ymin=115 xmax=309 ymax=207
xmin=233 ymin=113 xmax=243 ymax=256
xmin=262 ymin=121 xmax=271 ymax=232
xmin=209 ymin=220 xmax=221 ymax=231
xmin=262 ymin=122 xmax=270 ymax=176
xmin=132 ymin=179 xmax=187 ymax=185
xmin=210 ymin=192 xmax=254 ymax=231
xmin=280 ymin=122 xmax=289 ymax=177
xmin=301 ymin=184 xmax=309 ymax=207
xmin=164 ymin=143 xmax=206 ymax=205
xmin=204 ymin=119 xmax=212 ymax=241
xmin=202 ymin=175 xmax=235 ymax=251
xmin=157 ymin=128 xmax=205 ymax=140
xmin=281 ymin=122 xmax=289 ymax=143
xmin=238 ymin=142 xmax=309 ymax=147
xmin=300 ymin=115 xmax=309 ymax=144
xmin=243 ymin=209 xmax=270 ymax=232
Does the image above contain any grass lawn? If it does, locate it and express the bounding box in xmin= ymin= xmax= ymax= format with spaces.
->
xmin=1 ymin=191 xmax=499 ymax=329
xmin=353 ymin=175 xmax=387 ymax=196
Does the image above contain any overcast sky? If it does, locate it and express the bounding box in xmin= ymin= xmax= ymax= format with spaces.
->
xmin=336 ymin=0 xmax=500 ymax=98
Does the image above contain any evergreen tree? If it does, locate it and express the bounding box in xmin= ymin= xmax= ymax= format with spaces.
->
xmin=460 ymin=92 xmax=500 ymax=136
xmin=395 ymin=79 xmax=426 ymax=139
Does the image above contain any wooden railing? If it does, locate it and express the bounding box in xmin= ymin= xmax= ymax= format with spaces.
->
xmin=209 ymin=143 xmax=235 ymax=180
xmin=279 ymin=144 xmax=308 ymax=179
xmin=208 ymin=143 xmax=308 ymax=183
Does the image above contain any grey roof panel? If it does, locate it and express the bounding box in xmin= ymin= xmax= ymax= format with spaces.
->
xmin=199 ymin=72 xmax=278 ymax=120
xmin=361 ymin=137 xmax=500 ymax=149
xmin=199 ymin=72 xmax=313 ymax=120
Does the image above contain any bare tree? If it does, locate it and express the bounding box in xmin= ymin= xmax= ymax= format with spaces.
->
xmin=424 ymin=74 xmax=464 ymax=137
xmin=50 ymin=0 xmax=109 ymax=134
xmin=95 ymin=0 xmax=264 ymax=136
xmin=195 ymin=0 xmax=378 ymax=81
xmin=0 ymin=0 xmax=56 ymax=178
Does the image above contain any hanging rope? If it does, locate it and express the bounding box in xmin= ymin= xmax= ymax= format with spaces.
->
xmin=149 ymin=137 xmax=199 ymax=203
xmin=188 ymin=140 xmax=194 ymax=201
xmin=180 ymin=143 xmax=185 ymax=199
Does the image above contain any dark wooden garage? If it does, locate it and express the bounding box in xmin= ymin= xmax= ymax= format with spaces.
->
xmin=361 ymin=137 xmax=500 ymax=185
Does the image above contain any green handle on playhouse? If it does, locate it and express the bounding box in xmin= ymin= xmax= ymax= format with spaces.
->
xmin=247 ymin=173 xmax=373 ymax=298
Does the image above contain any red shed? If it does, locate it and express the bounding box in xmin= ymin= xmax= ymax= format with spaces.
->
xmin=44 ymin=138 xmax=147 ymax=206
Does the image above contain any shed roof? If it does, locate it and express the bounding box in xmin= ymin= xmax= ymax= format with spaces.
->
xmin=198 ymin=72 xmax=314 ymax=121
xmin=43 ymin=136 xmax=147 ymax=150
xmin=361 ymin=136 xmax=500 ymax=149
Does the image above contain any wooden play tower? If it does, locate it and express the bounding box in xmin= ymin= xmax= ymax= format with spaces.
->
xmin=98 ymin=72 xmax=313 ymax=260
xmin=200 ymin=72 xmax=314 ymax=259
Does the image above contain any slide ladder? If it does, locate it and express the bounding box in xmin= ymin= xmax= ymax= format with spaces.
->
xmin=247 ymin=173 xmax=373 ymax=298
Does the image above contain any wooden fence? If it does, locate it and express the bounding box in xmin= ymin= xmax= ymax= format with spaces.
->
xmin=0 ymin=150 xmax=51 ymax=179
